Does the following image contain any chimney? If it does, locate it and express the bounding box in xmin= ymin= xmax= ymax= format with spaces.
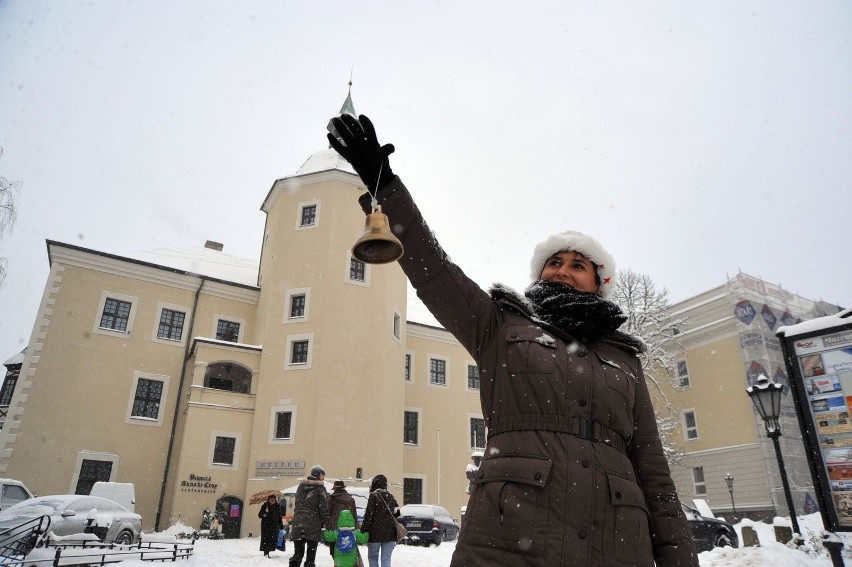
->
xmin=204 ymin=240 xmax=224 ymax=251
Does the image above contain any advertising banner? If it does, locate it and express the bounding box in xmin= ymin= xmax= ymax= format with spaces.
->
xmin=779 ymin=311 xmax=852 ymax=531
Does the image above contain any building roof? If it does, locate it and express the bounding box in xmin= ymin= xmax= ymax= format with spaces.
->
xmin=293 ymin=149 xmax=357 ymax=177
xmin=128 ymin=245 xmax=259 ymax=287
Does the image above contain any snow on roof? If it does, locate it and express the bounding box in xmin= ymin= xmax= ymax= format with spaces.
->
xmin=128 ymin=246 xmax=259 ymax=287
xmin=3 ymin=349 xmax=26 ymax=367
xmin=293 ymin=149 xmax=356 ymax=177
xmin=778 ymin=307 xmax=852 ymax=337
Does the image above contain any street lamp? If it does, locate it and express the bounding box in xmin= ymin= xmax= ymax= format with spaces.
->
xmin=746 ymin=374 xmax=800 ymax=535
xmin=724 ymin=473 xmax=737 ymax=518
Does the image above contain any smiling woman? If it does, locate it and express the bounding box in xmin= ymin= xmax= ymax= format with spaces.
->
xmin=327 ymin=113 xmax=699 ymax=566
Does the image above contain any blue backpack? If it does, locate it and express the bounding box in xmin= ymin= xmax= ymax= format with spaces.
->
xmin=336 ymin=529 xmax=356 ymax=554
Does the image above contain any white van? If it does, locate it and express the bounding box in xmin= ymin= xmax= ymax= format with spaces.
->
xmin=89 ymin=481 xmax=136 ymax=512
xmin=0 ymin=478 xmax=34 ymax=511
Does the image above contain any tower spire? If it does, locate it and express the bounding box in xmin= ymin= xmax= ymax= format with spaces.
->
xmin=327 ymin=72 xmax=357 ymax=147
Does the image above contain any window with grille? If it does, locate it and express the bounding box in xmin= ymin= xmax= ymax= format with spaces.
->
xmin=677 ymin=360 xmax=690 ymax=388
xmin=683 ymin=409 xmax=699 ymax=441
xmin=99 ymin=298 xmax=132 ymax=332
xmin=692 ymin=466 xmax=707 ymax=495
xmin=290 ymin=295 xmax=306 ymax=318
xmin=275 ymin=411 xmax=293 ymax=440
xmin=405 ymin=354 xmax=412 ymax=381
xmin=467 ymin=365 xmax=480 ymax=390
xmin=0 ymin=372 xmax=18 ymax=406
xmin=291 ymin=340 xmax=309 ymax=364
xmin=300 ymin=205 xmax=317 ymax=226
xmin=430 ymin=358 xmax=446 ymax=386
xmin=216 ymin=320 xmax=240 ymax=342
xmin=131 ymin=378 xmax=163 ymax=419
xmin=403 ymin=478 xmax=423 ymax=505
xmin=470 ymin=417 xmax=486 ymax=449
xmin=213 ymin=436 xmax=236 ymax=465
xmin=349 ymin=258 xmax=365 ymax=282
xmin=75 ymin=459 xmax=113 ymax=495
xmin=404 ymin=411 xmax=419 ymax=444
xmin=157 ymin=308 xmax=186 ymax=341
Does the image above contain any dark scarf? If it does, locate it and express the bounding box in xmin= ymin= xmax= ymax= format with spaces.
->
xmin=523 ymin=280 xmax=645 ymax=353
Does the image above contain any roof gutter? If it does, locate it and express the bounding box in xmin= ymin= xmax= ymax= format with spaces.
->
xmin=155 ymin=275 xmax=207 ymax=530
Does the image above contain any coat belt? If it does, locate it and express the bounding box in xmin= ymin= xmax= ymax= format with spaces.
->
xmin=488 ymin=414 xmax=627 ymax=453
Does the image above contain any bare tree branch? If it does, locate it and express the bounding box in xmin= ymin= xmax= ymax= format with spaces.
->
xmin=614 ymin=268 xmax=687 ymax=464
xmin=0 ymin=146 xmax=22 ymax=287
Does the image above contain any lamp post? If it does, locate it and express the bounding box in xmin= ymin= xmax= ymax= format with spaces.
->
xmin=746 ymin=374 xmax=800 ymax=535
xmin=724 ymin=473 xmax=737 ymax=518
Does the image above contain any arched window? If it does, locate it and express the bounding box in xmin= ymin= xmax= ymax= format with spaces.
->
xmin=204 ymin=362 xmax=252 ymax=394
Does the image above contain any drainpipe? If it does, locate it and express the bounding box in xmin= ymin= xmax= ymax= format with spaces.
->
xmin=155 ymin=276 xmax=206 ymax=531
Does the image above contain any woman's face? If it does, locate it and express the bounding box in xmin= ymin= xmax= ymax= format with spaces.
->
xmin=540 ymin=250 xmax=600 ymax=294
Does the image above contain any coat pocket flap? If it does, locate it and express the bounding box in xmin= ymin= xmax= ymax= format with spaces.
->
xmin=607 ymin=473 xmax=649 ymax=513
xmin=473 ymin=455 xmax=553 ymax=487
xmin=506 ymin=326 xmax=557 ymax=349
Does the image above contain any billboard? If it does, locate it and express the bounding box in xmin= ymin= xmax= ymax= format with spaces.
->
xmin=779 ymin=312 xmax=852 ymax=531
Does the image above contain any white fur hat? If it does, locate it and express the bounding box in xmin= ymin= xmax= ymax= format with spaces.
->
xmin=529 ymin=230 xmax=617 ymax=299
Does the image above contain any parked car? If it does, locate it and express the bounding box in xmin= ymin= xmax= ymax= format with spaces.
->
xmin=397 ymin=504 xmax=459 ymax=546
xmin=0 ymin=495 xmax=142 ymax=544
xmin=89 ymin=482 xmax=136 ymax=513
xmin=681 ymin=502 xmax=738 ymax=551
xmin=0 ymin=478 xmax=34 ymax=511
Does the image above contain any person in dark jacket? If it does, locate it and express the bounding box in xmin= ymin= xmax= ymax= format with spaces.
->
xmin=328 ymin=114 xmax=700 ymax=567
xmin=360 ymin=474 xmax=399 ymax=567
xmin=258 ymin=494 xmax=284 ymax=557
xmin=289 ymin=465 xmax=331 ymax=567
xmin=326 ymin=480 xmax=362 ymax=566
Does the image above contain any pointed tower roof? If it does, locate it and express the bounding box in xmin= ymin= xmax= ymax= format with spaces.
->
xmin=327 ymin=79 xmax=357 ymax=147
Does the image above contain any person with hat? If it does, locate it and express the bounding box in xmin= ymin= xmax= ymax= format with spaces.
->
xmin=289 ymin=465 xmax=331 ymax=567
xmin=327 ymin=115 xmax=699 ymax=567
xmin=326 ymin=480 xmax=362 ymax=565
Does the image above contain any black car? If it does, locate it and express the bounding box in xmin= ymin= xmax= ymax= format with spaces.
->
xmin=681 ymin=502 xmax=738 ymax=552
xmin=397 ymin=504 xmax=459 ymax=546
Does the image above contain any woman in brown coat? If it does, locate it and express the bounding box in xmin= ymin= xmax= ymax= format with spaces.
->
xmin=329 ymin=114 xmax=699 ymax=566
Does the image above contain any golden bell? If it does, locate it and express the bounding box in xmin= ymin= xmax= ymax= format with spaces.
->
xmin=352 ymin=205 xmax=404 ymax=264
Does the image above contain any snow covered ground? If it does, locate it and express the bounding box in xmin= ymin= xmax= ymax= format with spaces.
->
xmin=20 ymin=512 xmax=852 ymax=566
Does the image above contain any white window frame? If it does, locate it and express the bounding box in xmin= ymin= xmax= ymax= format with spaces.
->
xmin=269 ymin=403 xmax=297 ymax=445
xmin=69 ymin=451 xmax=119 ymax=494
xmin=392 ymin=309 xmax=402 ymax=342
xmin=284 ymin=288 xmax=311 ymax=324
xmin=466 ymin=362 xmax=480 ymax=391
xmin=285 ymin=333 xmax=314 ymax=370
xmin=92 ymin=290 xmax=138 ymax=338
xmin=403 ymin=408 xmax=421 ymax=447
xmin=427 ymin=355 xmax=449 ymax=389
xmin=692 ymin=465 xmax=707 ymax=495
xmin=469 ymin=414 xmax=486 ymax=450
xmin=295 ymin=199 xmax=321 ymax=230
xmin=151 ymin=301 xmax=190 ymax=346
xmin=405 ymin=351 xmax=414 ymax=382
xmin=682 ymin=409 xmax=699 ymax=442
xmin=676 ymin=359 xmax=690 ymax=389
xmin=125 ymin=371 xmax=170 ymax=427
xmin=212 ymin=315 xmax=245 ymax=343
xmin=345 ymin=252 xmax=371 ymax=287
xmin=209 ymin=430 xmax=242 ymax=470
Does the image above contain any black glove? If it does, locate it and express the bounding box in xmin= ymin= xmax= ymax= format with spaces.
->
xmin=327 ymin=114 xmax=395 ymax=193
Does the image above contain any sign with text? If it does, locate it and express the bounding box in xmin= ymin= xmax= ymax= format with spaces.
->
xmin=780 ymin=313 xmax=852 ymax=531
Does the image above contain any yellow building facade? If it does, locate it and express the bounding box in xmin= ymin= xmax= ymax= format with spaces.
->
xmin=656 ymin=274 xmax=843 ymax=520
xmin=0 ymin=147 xmax=483 ymax=537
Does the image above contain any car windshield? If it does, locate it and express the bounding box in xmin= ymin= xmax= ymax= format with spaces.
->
xmin=0 ymin=498 xmax=64 ymax=516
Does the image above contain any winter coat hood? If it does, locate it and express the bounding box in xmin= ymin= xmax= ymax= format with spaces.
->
xmin=336 ymin=510 xmax=356 ymax=529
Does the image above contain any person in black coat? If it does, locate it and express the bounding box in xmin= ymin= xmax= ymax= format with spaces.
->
xmin=258 ymin=494 xmax=284 ymax=557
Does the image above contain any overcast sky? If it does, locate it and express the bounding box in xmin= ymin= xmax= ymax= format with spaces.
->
xmin=1 ymin=1 xmax=850 ymax=355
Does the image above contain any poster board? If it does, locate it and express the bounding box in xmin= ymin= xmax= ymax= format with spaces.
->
xmin=779 ymin=312 xmax=852 ymax=531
